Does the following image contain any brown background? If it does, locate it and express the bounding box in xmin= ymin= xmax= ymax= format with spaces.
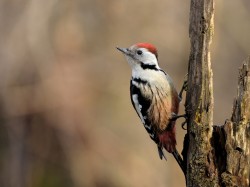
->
xmin=0 ymin=1 xmax=249 ymax=187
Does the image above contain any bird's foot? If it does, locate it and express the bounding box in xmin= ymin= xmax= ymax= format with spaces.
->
xmin=170 ymin=113 xmax=187 ymax=130
xmin=179 ymin=74 xmax=188 ymax=101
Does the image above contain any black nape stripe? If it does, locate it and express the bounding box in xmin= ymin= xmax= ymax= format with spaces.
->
xmin=132 ymin=77 xmax=148 ymax=84
xmin=140 ymin=62 xmax=159 ymax=71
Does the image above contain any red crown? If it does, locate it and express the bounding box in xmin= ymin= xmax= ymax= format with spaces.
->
xmin=136 ymin=43 xmax=158 ymax=59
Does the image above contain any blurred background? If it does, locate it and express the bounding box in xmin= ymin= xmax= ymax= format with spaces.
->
xmin=0 ymin=0 xmax=249 ymax=187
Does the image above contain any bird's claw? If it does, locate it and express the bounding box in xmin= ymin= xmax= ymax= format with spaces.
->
xmin=181 ymin=121 xmax=187 ymax=130
xmin=171 ymin=113 xmax=188 ymax=130
xmin=170 ymin=113 xmax=187 ymax=121
xmin=179 ymin=74 xmax=188 ymax=101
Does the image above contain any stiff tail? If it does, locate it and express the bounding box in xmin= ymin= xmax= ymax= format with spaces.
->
xmin=158 ymin=146 xmax=186 ymax=175
xmin=172 ymin=148 xmax=186 ymax=174
xmin=157 ymin=146 xmax=167 ymax=160
xmin=158 ymin=129 xmax=186 ymax=175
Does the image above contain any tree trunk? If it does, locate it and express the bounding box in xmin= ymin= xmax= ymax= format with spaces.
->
xmin=183 ymin=0 xmax=250 ymax=186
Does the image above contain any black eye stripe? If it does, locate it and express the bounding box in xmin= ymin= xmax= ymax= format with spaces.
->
xmin=137 ymin=50 xmax=143 ymax=55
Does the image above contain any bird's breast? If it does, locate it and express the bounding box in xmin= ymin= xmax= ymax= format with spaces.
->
xmin=147 ymin=84 xmax=173 ymax=131
xmin=132 ymin=69 xmax=179 ymax=131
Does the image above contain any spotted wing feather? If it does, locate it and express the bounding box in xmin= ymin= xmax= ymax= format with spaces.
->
xmin=130 ymin=80 xmax=159 ymax=143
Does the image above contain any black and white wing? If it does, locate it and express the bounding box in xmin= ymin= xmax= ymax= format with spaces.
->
xmin=129 ymin=79 xmax=158 ymax=143
xmin=130 ymin=78 xmax=169 ymax=160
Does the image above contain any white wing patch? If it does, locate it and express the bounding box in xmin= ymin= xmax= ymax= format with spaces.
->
xmin=132 ymin=94 xmax=145 ymax=124
xmin=149 ymin=133 xmax=154 ymax=138
xmin=132 ymin=93 xmax=155 ymax=141
xmin=132 ymin=80 xmax=139 ymax=87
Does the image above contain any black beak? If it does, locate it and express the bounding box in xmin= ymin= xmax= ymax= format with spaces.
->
xmin=116 ymin=47 xmax=129 ymax=55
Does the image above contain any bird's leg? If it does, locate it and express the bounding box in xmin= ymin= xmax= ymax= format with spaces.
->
xmin=174 ymin=75 xmax=188 ymax=130
xmin=170 ymin=113 xmax=186 ymax=121
xmin=181 ymin=120 xmax=187 ymax=130
xmin=178 ymin=74 xmax=188 ymax=101
xmin=170 ymin=113 xmax=187 ymax=130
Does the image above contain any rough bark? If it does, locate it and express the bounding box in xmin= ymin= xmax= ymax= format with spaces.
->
xmin=183 ymin=0 xmax=250 ymax=186
xmin=184 ymin=0 xmax=215 ymax=186
xmin=213 ymin=59 xmax=250 ymax=187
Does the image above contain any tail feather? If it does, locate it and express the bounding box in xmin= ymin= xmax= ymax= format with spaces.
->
xmin=172 ymin=148 xmax=186 ymax=174
xmin=157 ymin=128 xmax=186 ymax=176
xmin=158 ymin=145 xmax=186 ymax=175
xmin=157 ymin=146 xmax=167 ymax=160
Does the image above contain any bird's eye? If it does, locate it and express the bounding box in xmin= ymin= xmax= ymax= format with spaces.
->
xmin=137 ymin=50 xmax=143 ymax=55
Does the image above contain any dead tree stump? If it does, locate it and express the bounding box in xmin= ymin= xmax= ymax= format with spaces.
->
xmin=182 ymin=0 xmax=250 ymax=186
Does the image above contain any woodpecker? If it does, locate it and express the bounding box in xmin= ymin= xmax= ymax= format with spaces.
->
xmin=117 ymin=43 xmax=185 ymax=173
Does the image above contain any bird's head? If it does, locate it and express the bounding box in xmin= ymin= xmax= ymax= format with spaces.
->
xmin=117 ymin=43 xmax=159 ymax=70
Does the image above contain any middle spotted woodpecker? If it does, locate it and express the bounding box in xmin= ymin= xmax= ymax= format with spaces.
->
xmin=117 ymin=43 xmax=186 ymax=173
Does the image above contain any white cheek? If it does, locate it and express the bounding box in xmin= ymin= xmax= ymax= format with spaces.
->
xmin=141 ymin=51 xmax=158 ymax=64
